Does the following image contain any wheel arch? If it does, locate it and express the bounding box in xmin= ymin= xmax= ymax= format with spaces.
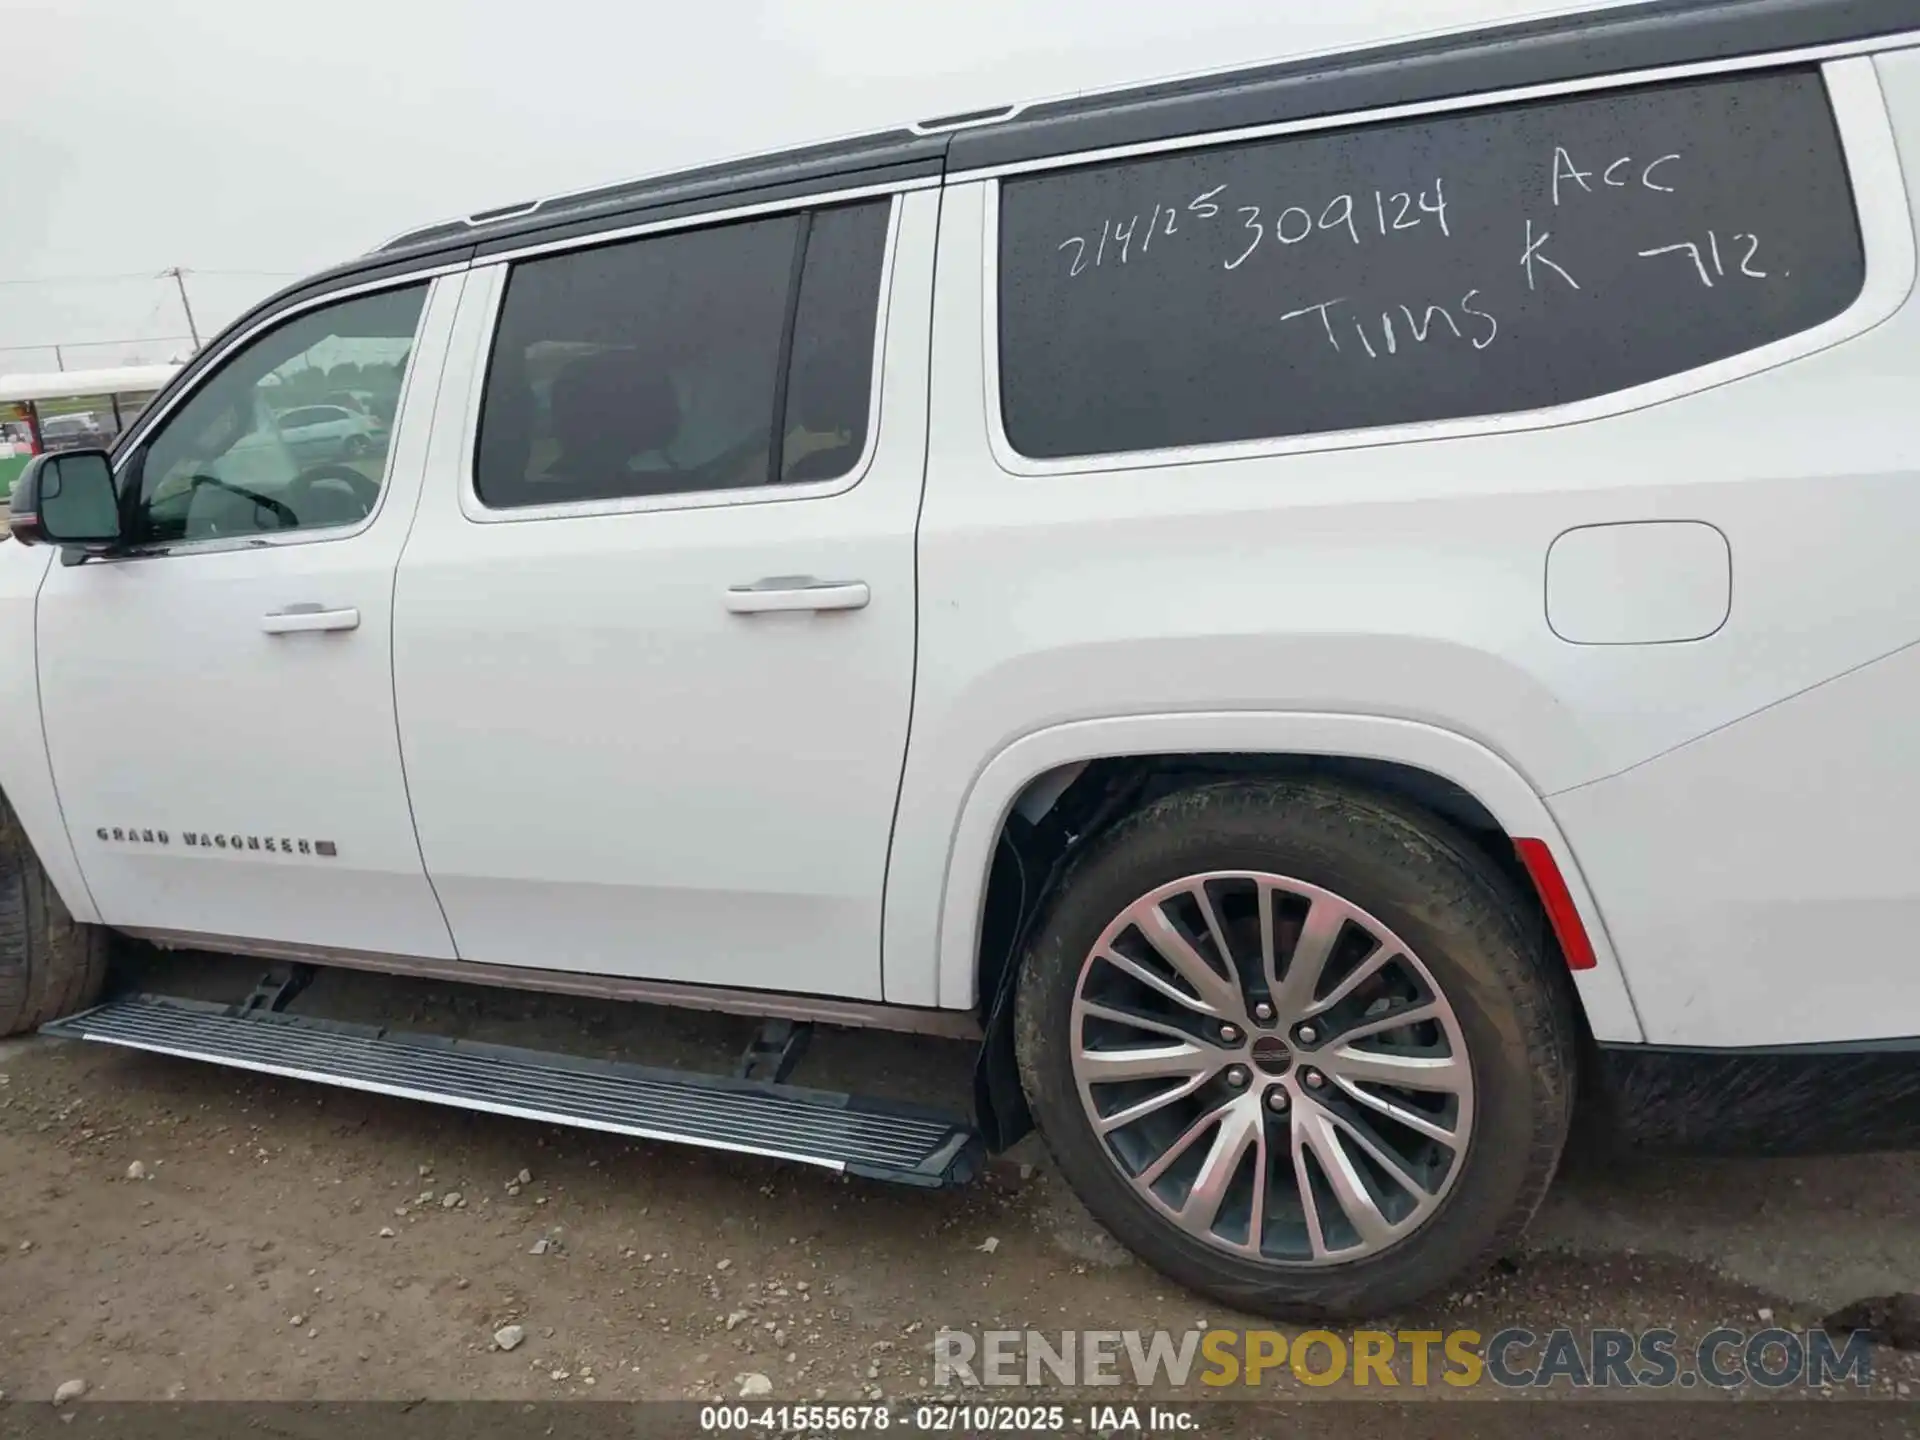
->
xmin=0 ymin=773 xmax=101 ymax=930
xmin=953 ymin=713 xmax=1642 ymax=1150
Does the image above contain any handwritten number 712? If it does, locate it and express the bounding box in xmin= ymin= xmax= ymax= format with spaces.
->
xmin=1638 ymin=230 xmax=1768 ymax=287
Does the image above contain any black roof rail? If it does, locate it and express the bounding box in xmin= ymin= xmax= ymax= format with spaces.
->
xmin=375 ymin=126 xmax=944 ymax=257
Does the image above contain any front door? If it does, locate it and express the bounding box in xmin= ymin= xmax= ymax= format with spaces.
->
xmin=37 ymin=277 xmax=463 ymax=960
xmin=394 ymin=194 xmax=934 ymax=998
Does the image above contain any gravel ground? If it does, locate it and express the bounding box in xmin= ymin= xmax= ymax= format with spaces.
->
xmin=0 ymin=949 xmax=1917 ymax=1419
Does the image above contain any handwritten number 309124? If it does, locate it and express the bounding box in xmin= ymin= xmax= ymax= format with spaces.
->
xmin=1055 ymin=181 xmax=1448 ymax=277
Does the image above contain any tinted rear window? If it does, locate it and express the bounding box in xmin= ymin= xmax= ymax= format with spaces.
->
xmin=997 ymin=68 xmax=1864 ymax=459
xmin=781 ymin=203 xmax=890 ymax=483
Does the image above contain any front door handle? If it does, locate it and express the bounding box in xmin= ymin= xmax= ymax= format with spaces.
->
xmin=262 ymin=605 xmax=361 ymax=635
xmin=724 ymin=578 xmax=870 ymax=615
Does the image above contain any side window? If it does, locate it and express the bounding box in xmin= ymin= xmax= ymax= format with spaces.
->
xmin=781 ymin=203 xmax=889 ymax=483
xmin=133 ymin=285 xmax=426 ymax=544
xmin=475 ymin=199 xmax=890 ymax=509
xmin=996 ymin=68 xmax=1864 ymax=459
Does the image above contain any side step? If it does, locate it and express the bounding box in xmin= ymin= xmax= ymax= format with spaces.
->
xmin=43 ymin=996 xmax=982 ymax=1188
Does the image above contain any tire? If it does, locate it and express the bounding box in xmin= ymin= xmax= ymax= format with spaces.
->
xmin=1014 ymin=778 xmax=1577 ymax=1320
xmin=0 ymin=793 xmax=110 ymax=1037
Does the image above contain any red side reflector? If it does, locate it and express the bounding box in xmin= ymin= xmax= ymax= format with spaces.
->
xmin=1513 ymin=837 xmax=1598 ymax=971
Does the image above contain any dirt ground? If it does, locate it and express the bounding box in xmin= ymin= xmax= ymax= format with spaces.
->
xmin=1 ymin=948 xmax=1917 ymax=1418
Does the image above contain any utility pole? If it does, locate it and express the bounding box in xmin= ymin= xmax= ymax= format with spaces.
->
xmin=52 ymin=344 xmax=64 ymax=372
xmin=159 ymin=267 xmax=202 ymax=352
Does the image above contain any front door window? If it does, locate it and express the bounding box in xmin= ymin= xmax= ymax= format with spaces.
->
xmin=131 ymin=285 xmax=427 ymax=545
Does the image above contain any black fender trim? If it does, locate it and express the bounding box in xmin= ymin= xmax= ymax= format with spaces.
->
xmin=971 ymin=767 xmax=1150 ymax=1152
xmin=1593 ymin=1036 xmax=1920 ymax=1154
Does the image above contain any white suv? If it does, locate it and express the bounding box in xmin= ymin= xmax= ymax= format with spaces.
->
xmin=5 ymin=0 xmax=1918 ymax=1318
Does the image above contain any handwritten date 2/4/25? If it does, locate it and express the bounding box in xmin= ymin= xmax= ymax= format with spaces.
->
xmin=1638 ymin=230 xmax=1776 ymax=287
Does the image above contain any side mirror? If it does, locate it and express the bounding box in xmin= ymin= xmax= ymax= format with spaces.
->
xmin=9 ymin=449 xmax=121 ymax=548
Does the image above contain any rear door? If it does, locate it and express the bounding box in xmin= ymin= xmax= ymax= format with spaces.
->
xmin=394 ymin=190 xmax=936 ymax=997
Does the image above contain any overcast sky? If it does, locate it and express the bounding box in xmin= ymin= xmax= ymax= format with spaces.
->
xmin=1 ymin=0 xmax=1617 ymax=372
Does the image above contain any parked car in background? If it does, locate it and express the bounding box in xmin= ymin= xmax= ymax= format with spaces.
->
xmin=39 ymin=413 xmax=110 ymax=452
xmin=324 ymin=389 xmax=386 ymax=419
xmin=273 ymin=404 xmax=379 ymax=463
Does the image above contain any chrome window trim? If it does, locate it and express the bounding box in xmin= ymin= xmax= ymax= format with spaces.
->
xmin=458 ymin=194 xmax=902 ymax=525
xmin=479 ymin=175 xmax=931 ymax=267
xmin=99 ymin=272 xmax=458 ymax=561
xmin=951 ymin=29 xmax=1920 ymax=185
xmin=981 ymin=56 xmax=1913 ymax=479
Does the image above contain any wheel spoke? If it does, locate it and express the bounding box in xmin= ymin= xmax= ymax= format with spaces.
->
xmin=1078 ymin=1000 xmax=1206 ymax=1048
xmin=1094 ymin=1069 xmax=1214 ymax=1134
xmin=1323 ymin=1041 xmax=1468 ymax=1097
xmin=1077 ymin=1038 xmax=1213 ymax=1086
xmin=1132 ymin=900 xmax=1245 ymax=1018
xmin=1095 ymin=947 xmax=1222 ymax=1017
xmin=1300 ymin=943 xmax=1396 ymax=1019
xmin=1297 ymin=1104 xmax=1395 ymax=1250
xmin=1335 ymin=999 xmax=1443 ymax=1047
xmin=1329 ymin=1074 xmax=1462 ymax=1143
xmin=1326 ymin=1108 xmax=1433 ymax=1200
xmin=1273 ymin=893 xmax=1346 ymax=1012
xmin=1289 ymin=1120 xmax=1330 ymax=1260
xmin=1256 ymin=881 xmax=1278 ymax=992
xmin=1191 ymin=885 xmax=1237 ymax=988
xmin=1138 ymin=1098 xmax=1235 ymax=1187
xmin=1177 ymin=1103 xmax=1261 ymax=1237
xmin=1244 ymin=1115 xmax=1270 ymax=1256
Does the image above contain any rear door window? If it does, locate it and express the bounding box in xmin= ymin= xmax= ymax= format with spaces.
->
xmin=475 ymin=200 xmax=892 ymax=509
xmin=780 ymin=203 xmax=890 ymax=484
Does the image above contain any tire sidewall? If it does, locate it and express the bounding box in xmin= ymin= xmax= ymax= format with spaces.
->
xmin=0 ymin=795 xmax=110 ymax=1036
xmin=1016 ymin=781 xmax=1572 ymax=1318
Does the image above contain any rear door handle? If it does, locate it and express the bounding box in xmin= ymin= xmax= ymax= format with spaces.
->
xmin=724 ymin=578 xmax=871 ymax=614
xmin=261 ymin=605 xmax=361 ymax=635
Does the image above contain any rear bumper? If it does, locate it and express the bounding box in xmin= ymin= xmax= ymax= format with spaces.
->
xmin=1592 ymin=1037 xmax=1920 ymax=1154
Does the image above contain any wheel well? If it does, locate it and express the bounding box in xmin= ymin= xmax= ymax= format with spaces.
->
xmin=968 ymin=751 xmax=1595 ymax=1151
xmin=978 ymin=752 xmax=1543 ymax=1012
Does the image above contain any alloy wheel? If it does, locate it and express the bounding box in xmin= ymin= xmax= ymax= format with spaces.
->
xmin=1068 ymin=871 xmax=1474 ymax=1265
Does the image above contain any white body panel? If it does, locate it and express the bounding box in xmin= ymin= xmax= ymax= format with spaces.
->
xmin=882 ymin=53 xmax=1920 ymax=1045
xmin=389 ymin=194 xmax=936 ymax=997
xmin=1549 ymin=641 xmax=1920 ymax=1045
xmin=31 ymin=278 xmax=464 ymax=958
xmin=0 ymin=539 xmax=98 ymax=924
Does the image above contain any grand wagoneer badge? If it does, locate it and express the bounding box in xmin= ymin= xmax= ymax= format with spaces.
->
xmin=95 ymin=827 xmax=337 ymax=857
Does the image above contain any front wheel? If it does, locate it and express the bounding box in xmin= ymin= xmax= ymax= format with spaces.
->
xmin=1014 ymin=778 xmax=1577 ymax=1319
xmin=0 ymin=795 xmax=110 ymax=1037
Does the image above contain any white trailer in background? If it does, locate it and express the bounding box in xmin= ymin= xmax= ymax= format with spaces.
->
xmin=0 ymin=364 xmax=182 ymax=498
